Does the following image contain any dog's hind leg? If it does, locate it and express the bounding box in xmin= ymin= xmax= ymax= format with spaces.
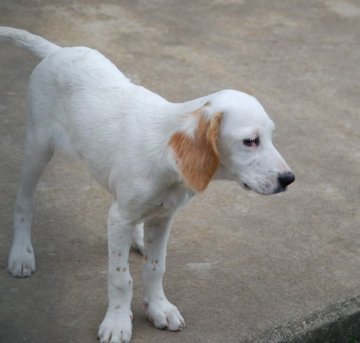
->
xmin=7 ymin=124 xmax=53 ymax=277
xmin=131 ymin=222 xmax=144 ymax=255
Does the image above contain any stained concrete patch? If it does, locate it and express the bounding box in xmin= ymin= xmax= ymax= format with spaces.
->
xmin=325 ymin=0 xmax=360 ymax=18
xmin=185 ymin=261 xmax=218 ymax=272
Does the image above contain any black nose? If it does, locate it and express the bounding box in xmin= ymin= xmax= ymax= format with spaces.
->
xmin=278 ymin=171 xmax=295 ymax=188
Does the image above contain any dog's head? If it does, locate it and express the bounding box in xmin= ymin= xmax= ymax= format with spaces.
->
xmin=170 ymin=89 xmax=295 ymax=195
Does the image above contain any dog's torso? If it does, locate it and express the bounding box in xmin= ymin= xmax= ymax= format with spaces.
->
xmin=29 ymin=46 xmax=195 ymax=219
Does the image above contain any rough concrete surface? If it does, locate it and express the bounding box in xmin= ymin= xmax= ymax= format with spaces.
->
xmin=0 ymin=1 xmax=359 ymax=342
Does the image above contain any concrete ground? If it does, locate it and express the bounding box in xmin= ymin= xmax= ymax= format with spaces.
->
xmin=0 ymin=0 xmax=359 ymax=342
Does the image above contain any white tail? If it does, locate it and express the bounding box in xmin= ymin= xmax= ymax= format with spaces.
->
xmin=0 ymin=27 xmax=60 ymax=59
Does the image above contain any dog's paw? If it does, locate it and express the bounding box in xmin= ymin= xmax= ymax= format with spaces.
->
xmin=98 ymin=311 xmax=132 ymax=343
xmin=145 ymin=298 xmax=185 ymax=331
xmin=7 ymin=244 xmax=36 ymax=278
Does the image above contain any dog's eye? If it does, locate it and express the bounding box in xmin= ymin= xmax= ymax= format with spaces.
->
xmin=243 ymin=137 xmax=259 ymax=147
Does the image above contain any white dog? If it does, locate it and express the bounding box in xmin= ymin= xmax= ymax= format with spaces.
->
xmin=0 ymin=27 xmax=295 ymax=343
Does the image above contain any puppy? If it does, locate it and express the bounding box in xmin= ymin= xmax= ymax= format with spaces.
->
xmin=0 ymin=27 xmax=295 ymax=343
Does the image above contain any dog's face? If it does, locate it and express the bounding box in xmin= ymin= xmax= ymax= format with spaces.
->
xmin=214 ymin=90 xmax=295 ymax=195
xmin=170 ymin=90 xmax=294 ymax=194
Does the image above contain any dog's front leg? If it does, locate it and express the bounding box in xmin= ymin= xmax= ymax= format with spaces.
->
xmin=143 ymin=215 xmax=185 ymax=331
xmin=98 ymin=203 xmax=134 ymax=343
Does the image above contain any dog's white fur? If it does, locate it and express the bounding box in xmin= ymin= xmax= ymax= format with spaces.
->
xmin=0 ymin=27 xmax=294 ymax=343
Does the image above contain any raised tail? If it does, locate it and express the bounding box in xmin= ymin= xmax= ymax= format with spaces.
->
xmin=0 ymin=27 xmax=60 ymax=59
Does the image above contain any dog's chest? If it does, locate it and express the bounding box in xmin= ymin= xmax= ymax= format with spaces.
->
xmin=142 ymin=184 xmax=194 ymax=220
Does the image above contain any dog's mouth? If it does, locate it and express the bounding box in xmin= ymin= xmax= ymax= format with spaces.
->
xmin=242 ymin=182 xmax=287 ymax=195
xmin=273 ymin=185 xmax=287 ymax=194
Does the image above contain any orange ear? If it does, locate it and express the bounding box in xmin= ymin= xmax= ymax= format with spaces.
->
xmin=169 ymin=108 xmax=223 ymax=192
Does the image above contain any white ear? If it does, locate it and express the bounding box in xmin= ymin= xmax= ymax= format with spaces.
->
xmin=169 ymin=106 xmax=223 ymax=192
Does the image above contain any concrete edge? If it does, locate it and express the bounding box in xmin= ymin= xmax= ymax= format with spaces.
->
xmin=243 ymin=295 xmax=360 ymax=343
